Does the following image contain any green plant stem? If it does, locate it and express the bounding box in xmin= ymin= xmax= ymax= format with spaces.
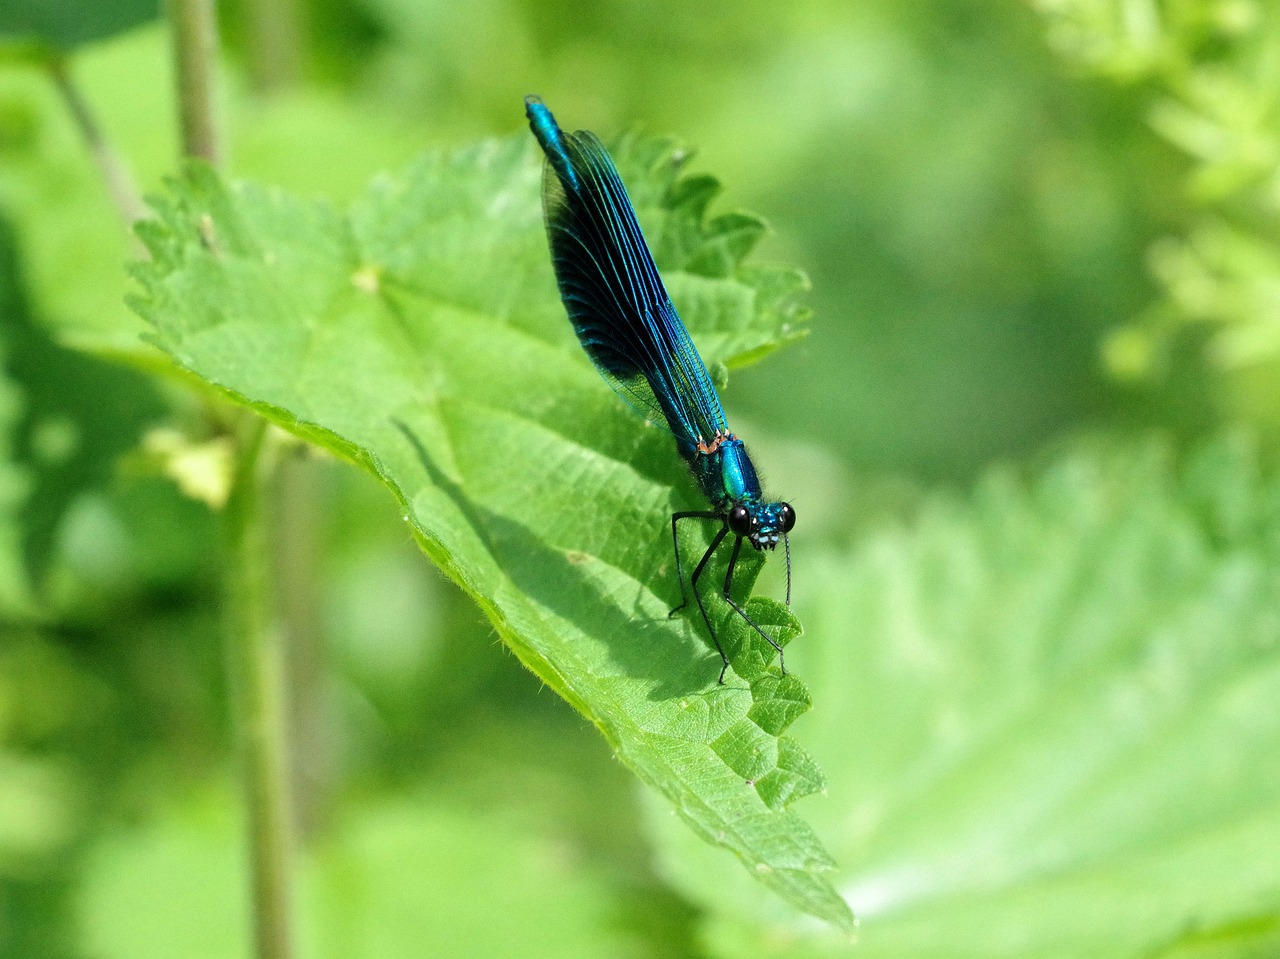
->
xmin=167 ymin=0 xmax=221 ymax=165
xmin=274 ymin=451 xmax=334 ymax=840
xmin=48 ymin=55 xmax=147 ymax=228
xmin=225 ymin=417 xmax=296 ymax=959
xmin=166 ymin=4 xmax=297 ymax=954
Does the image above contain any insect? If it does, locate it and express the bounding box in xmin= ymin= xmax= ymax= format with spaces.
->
xmin=525 ymin=96 xmax=796 ymax=684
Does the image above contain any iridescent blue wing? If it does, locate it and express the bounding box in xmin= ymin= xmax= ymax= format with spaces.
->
xmin=526 ymin=97 xmax=729 ymax=453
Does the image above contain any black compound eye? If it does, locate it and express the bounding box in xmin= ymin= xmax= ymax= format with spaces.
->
xmin=727 ymin=503 xmax=753 ymax=536
xmin=778 ymin=502 xmax=796 ymax=533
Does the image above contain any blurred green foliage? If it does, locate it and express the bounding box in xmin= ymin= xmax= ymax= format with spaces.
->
xmin=1 ymin=0 xmax=1278 ymax=957
xmin=0 ymin=0 xmax=158 ymax=51
xmin=1039 ymin=0 xmax=1280 ymax=432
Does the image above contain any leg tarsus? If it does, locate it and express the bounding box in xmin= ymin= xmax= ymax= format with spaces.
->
xmin=723 ymin=539 xmax=787 ymax=676
xmin=722 ymin=594 xmax=787 ymax=675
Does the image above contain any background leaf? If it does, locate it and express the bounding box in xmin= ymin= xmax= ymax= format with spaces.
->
xmin=0 ymin=214 xmax=164 ymax=583
xmin=78 ymin=783 xmax=699 ymax=959
xmin=649 ymin=435 xmax=1280 ymax=957
xmin=0 ymin=215 xmax=34 ymax=612
xmin=0 ymin=0 xmax=160 ymax=51
xmin=129 ymin=140 xmax=849 ymax=928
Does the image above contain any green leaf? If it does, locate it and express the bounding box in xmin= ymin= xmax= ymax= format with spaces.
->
xmin=649 ymin=435 xmax=1280 ymax=957
xmin=0 ymin=0 xmax=159 ymax=51
xmin=129 ymin=137 xmax=848 ymax=928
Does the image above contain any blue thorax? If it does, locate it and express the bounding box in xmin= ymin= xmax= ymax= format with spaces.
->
xmin=687 ymin=434 xmax=789 ymax=550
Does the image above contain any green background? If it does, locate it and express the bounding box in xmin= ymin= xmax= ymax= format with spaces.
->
xmin=2 ymin=0 xmax=1279 ymax=956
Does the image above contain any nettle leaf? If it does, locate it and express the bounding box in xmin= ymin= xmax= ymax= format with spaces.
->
xmin=649 ymin=435 xmax=1280 ymax=958
xmin=129 ymin=136 xmax=848 ymax=928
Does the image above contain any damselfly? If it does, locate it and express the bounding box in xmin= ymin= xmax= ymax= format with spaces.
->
xmin=525 ymin=96 xmax=795 ymax=683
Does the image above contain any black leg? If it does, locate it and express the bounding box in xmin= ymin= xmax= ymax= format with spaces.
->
xmin=668 ymin=511 xmax=721 ymax=616
xmin=722 ymin=538 xmax=787 ymax=676
xmin=668 ymin=510 xmax=786 ymax=684
xmin=669 ymin=511 xmax=732 ymax=682
xmin=687 ymin=525 xmax=729 ymax=681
